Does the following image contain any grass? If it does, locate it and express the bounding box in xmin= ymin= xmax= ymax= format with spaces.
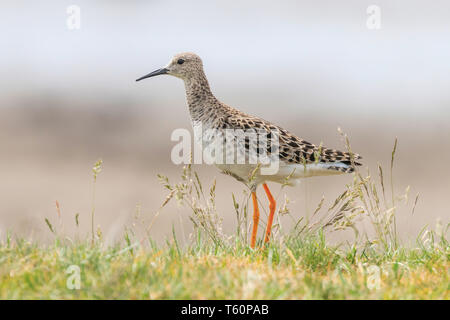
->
xmin=0 ymin=231 xmax=447 ymax=299
xmin=0 ymin=137 xmax=448 ymax=299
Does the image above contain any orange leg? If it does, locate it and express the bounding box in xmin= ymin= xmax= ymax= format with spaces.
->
xmin=250 ymin=191 xmax=260 ymax=248
xmin=263 ymin=183 xmax=276 ymax=244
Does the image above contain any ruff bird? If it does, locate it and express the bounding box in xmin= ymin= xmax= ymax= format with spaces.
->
xmin=137 ymin=52 xmax=361 ymax=248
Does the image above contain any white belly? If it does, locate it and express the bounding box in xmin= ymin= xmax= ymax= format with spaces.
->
xmin=216 ymin=161 xmax=345 ymax=187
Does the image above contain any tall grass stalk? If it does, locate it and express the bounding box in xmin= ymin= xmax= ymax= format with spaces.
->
xmin=91 ymin=159 xmax=103 ymax=246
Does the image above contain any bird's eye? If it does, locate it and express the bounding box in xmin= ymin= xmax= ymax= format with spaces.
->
xmin=177 ymin=58 xmax=185 ymax=65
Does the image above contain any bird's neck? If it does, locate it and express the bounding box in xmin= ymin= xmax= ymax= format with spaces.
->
xmin=183 ymin=71 xmax=223 ymax=123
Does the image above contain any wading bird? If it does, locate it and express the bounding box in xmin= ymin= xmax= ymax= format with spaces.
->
xmin=137 ymin=53 xmax=361 ymax=248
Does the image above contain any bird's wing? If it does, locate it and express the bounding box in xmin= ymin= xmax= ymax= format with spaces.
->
xmin=220 ymin=108 xmax=362 ymax=172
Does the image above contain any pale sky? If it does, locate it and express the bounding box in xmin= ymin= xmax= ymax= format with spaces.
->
xmin=1 ymin=0 xmax=449 ymax=117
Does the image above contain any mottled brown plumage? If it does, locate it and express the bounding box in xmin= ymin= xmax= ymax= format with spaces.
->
xmin=218 ymin=107 xmax=362 ymax=172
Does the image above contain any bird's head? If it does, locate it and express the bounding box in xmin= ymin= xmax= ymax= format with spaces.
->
xmin=136 ymin=52 xmax=204 ymax=82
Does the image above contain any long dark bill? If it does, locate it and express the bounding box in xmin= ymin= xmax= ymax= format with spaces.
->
xmin=136 ymin=68 xmax=168 ymax=81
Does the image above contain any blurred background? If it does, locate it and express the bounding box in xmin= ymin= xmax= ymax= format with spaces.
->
xmin=0 ymin=0 xmax=449 ymax=244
